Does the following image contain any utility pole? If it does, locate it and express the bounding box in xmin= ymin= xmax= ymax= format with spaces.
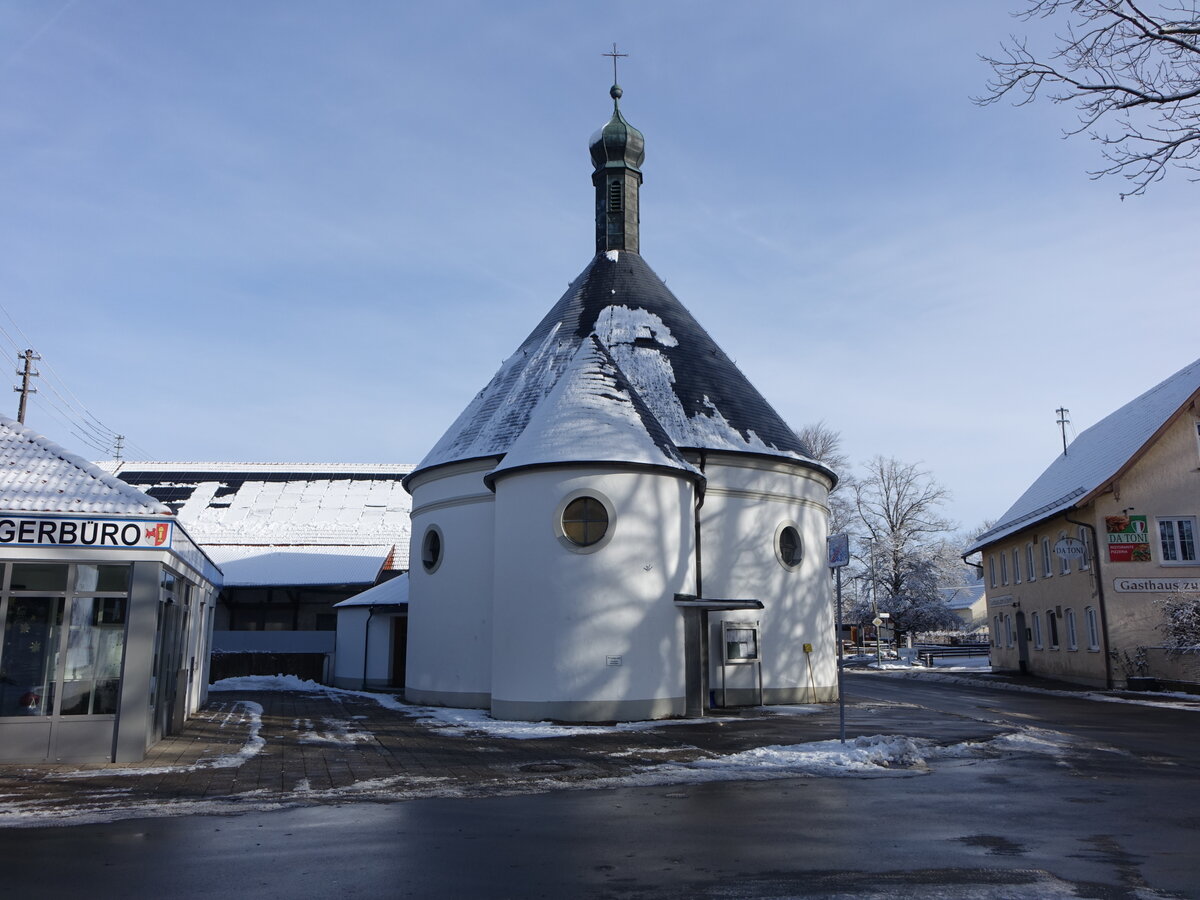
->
xmin=1056 ymin=407 xmax=1070 ymax=456
xmin=13 ymin=349 xmax=40 ymax=424
xmin=113 ymin=434 xmax=125 ymax=461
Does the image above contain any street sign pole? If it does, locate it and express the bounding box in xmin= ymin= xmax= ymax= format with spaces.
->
xmin=827 ymin=534 xmax=850 ymax=744
xmin=836 ymin=564 xmax=845 ymax=743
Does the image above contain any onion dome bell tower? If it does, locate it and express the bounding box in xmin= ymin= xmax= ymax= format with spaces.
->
xmin=590 ymin=83 xmax=645 ymax=255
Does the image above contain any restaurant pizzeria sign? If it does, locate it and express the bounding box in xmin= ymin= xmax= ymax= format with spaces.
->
xmin=1105 ymin=515 xmax=1150 ymax=563
xmin=0 ymin=516 xmax=173 ymax=549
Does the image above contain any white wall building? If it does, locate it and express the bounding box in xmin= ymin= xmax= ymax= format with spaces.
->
xmin=404 ymin=84 xmax=838 ymax=722
xmin=331 ymin=572 xmax=408 ymax=690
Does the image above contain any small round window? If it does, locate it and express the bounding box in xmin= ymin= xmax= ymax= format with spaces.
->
xmin=421 ymin=526 xmax=443 ymax=573
xmin=778 ymin=525 xmax=803 ymax=569
xmin=562 ymin=496 xmax=609 ymax=547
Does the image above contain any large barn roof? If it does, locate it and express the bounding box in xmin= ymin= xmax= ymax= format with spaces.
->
xmin=100 ymin=461 xmax=413 ymax=575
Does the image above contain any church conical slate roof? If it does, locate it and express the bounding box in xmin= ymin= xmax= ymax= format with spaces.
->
xmin=411 ymin=86 xmax=828 ymax=485
xmin=485 ymin=335 xmax=699 ymax=486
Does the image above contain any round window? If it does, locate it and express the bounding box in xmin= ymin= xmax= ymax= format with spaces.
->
xmin=778 ymin=525 xmax=803 ymax=568
xmin=421 ymin=527 xmax=443 ymax=573
xmin=562 ymin=496 xmax=609 ymax=547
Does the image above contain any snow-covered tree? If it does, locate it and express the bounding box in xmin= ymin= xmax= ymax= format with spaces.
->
xmin=849 ymin=457 xmax=961 ymax=641
xmin=1156 ymin=592 xmax=1200 ymax=654
xmin=795 ymin=420 xmax=855 ymax=537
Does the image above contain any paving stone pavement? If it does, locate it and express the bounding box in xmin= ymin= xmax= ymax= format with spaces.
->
xmin=0 ymin=680 xmax=1022 ymax=828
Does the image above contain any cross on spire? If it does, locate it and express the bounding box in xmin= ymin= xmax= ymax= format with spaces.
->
xmin=602 ymin=43 xmax=628 ymax=84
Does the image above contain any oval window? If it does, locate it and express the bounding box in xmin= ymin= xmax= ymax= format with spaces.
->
xmin=562 ymin=497 xmax=609 ymax=547
xmin=778 ymin=525 xmax=803 ymax=568
xmin=421 ymin=527 xmax=443 ymax=573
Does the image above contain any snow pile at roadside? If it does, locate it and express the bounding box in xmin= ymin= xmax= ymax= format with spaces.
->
xmin=686 ymin=735 xmax=932 ymax=776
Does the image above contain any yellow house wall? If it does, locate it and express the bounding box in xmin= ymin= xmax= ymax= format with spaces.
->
xmin=981 ymin=409 xmax=1200 ymax=688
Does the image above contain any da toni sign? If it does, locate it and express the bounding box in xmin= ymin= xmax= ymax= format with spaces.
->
xmin=0 ymin=515 xmax=173 ymax=549
xmin=1106 ymin=515 xmax=1150 ymax=563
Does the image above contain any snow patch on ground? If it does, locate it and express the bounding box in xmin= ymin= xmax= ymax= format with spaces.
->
xmin=405 ymin=704 xmax=735 ymax=739
xmin=295 ymin=717 xmax=375 ymax=745
xmin=57 ymin=701 xmax=265 ymax=778
xmin=212 ymin=674 xmax=409 ymax=711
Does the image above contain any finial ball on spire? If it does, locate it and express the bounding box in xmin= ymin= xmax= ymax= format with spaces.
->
xmin=610 ymin=84 xmax=623 ymax=101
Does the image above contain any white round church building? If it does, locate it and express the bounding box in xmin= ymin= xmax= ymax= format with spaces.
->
xmin=403 ymin=83 xmax=837 ymax=721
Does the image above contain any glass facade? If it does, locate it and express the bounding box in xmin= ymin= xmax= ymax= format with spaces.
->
xmin=0 ymin=563 xmax=130 ymax=719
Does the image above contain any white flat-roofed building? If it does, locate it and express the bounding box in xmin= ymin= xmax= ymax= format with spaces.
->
xmin=1 ymin=417 xmax=220 ymax=763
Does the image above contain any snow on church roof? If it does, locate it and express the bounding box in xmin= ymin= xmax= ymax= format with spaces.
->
xmin=967 ymin=357 xmax=1200 ymax=554
xmin=100 ymin=462 xmax=413 ymax=570
xmin=487 ymin=336 xmax=700 ymax=484
xmin=413 ymin=251 xmax=832 ymax=483
xmin=1 ymin=416 xmax=169 ymax=516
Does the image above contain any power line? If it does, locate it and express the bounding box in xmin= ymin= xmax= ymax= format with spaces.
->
xmin=0 ymin=300 xmax=150 ymax=458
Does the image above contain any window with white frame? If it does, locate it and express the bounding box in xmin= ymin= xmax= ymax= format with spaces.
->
xmin=1078 ymin=526 xmax=1091 ymax=570
xmin=993 ymin=615 xmax=1001 ymax=647
xmin=1085 ymin=606 xmax=1100 ymax=651
xmin=989 ymin=556 xmax=997 ymax=588
xmin=1005 ymin=614 xmax=1014 ymax=648
xmin=1047 ymin=610 xmax=1059 ymax=649
xmin=1026 ymin=543 xmax=1036 ymax=582
xmin=1059 ymin=533 xmax=1072 ymax=575
xmin=1065 ymin=608 xmax=1078 ymax=650
xmin=1042 ymin=537 xmax=1053 ymax=578
xmin=1012 ymin=548 xmax=1021 ymax=583
xmin=1158 ymin=517 xmax=1197 ymax=564
xmin=1031 ymin=611 xmax=1043 ymax=649
xmin=1000 ymin=553 xmax=1009 ymax=586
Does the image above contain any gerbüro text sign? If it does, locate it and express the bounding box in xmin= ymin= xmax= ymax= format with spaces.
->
xmin=0 ymin=516 xmax=173 ymax=549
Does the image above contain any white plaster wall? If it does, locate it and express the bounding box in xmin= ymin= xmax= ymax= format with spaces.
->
xmin=333 ymin=606 xmax=369 ymax=688
xmin=405 ymin=461 xmax=497 ymax=706
xmin=490 ymin=466 xmax=696 ymax=719
xmin=698 ymin=455 xmax=836 ymax=701
xmin=333 ymin=608 xmax=402 ymax=689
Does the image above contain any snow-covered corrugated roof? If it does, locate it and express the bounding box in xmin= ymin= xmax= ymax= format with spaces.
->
xmin=334 ymin=572 xmax=409 ymax=608
xmin=100 ymin=462 xmax=412 ymax=568
xmin=940 ymin=584 xmax=985 ymax=611
xmin=1 ymin=416 xmax=169 ymax=516
xmin=206 ymin=544 xmax=391 ymax=587
xmin=412 ymin=251 xmax=834 ymax=485
xmin=968 ymin=357 xmax=1200 ymax=554
xmin=487 ymin=336 xmax=700 ymax=484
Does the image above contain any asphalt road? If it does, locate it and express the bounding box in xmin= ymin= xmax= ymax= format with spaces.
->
xmin=2 ymin=673 xmax=1197 ymax=899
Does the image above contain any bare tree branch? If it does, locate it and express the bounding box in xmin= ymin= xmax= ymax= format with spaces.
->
xmin=977 ymin=0 xmax=1200 ymax=196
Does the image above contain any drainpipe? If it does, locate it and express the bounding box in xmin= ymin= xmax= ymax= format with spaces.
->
xmin=693 ymin=451 xmax=707 ymax=600
xmin=361 ymin=606 xmax=378 ymax=691
xmin=1064 ymin=512 xmax=1113 ymax=689
xmin=692 ymin=452 xmax=709 ymax=716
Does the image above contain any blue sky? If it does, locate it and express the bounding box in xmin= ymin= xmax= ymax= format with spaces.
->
xmin=1 ymin=1 xmax=1197 ymax=533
